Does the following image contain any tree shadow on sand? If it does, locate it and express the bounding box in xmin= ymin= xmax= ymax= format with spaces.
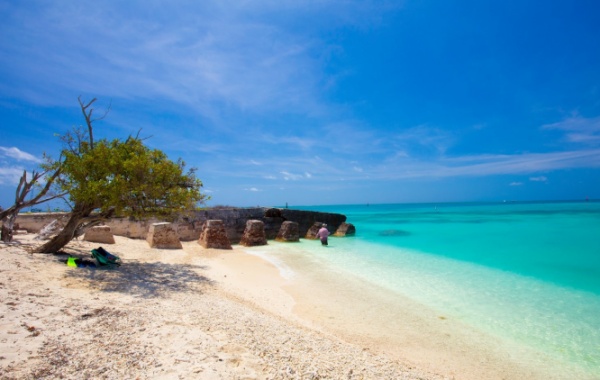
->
xmin=63 ymin=259 xmax=214 ymax=299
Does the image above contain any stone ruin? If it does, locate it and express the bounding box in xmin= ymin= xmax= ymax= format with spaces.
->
xmin=146 ymin=222 xmax=183 ymax=249
xmin=275 ymin=221 xmax=300 ymax=242
xmin=334 ymin=222 xmax=356 ymax=237
xmin=15 ymin=208 xmax=356 ymax=247
xmin=84 ymin=225 xmax=116 ymax=244
xmin=240 ymin=220 xmax=267 ymax=247
xmin=305 ymin=222 xmax=327 ymax=240
xmin=198 ymin=220 xmax=232 ymax=249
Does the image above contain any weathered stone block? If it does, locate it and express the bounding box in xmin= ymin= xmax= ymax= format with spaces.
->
xmin=240 ymin=220 xmax=267 ymax=247
xmin=275 ymin=221 xmax=300 ymax=242
xmin=334 ymin=222 xmax=356 ymax=237
xmin=146 ymin=222 xmax=182 ymax=249
xmin=84 ymin=225 xmax=116 ymax=244
xmin=305 ymin=222 xmax=326 ymax=240
xmin=280 ymin=209 xmax=346 ymax=237
xmin=198 ymin=220 xmax=232 ymax=249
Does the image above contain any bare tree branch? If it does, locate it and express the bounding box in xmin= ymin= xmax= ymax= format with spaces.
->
xmin=77 ymin=96 xmax=110 ymax=149
xmin=1 ymin=168 xmax=66 ymax=242
xmin=78 ymin=96 xmax=97 ymax=148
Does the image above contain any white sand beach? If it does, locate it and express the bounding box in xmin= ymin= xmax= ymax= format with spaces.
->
xmin=0 ymin=234 xmax=571 ymax=379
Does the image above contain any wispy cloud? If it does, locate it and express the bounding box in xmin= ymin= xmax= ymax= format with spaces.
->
xmin=371 ymin=149 xmax=600 ymax=180
xmin=0 ymin=147 xmax=42 ymax=187
xmin=0 ymin=4 xmax=302 ymax=113
xmin=542 ymin=115 xmax=600 ymax=145
xmin=0 ymin=147 xmax=41 ymax=162
xmin=280 ymin=171 xmax=312 ymax=181
xmin=529 ymin=176 xmax=548 ymax=182
xmin=260 ymin=135 xmax=321 ymax=151
xmin=391 ymin=125 xmax=456 ymax=155
xmin=0 ymin=167 xmax=25 ymax=186
xmin=199 ymin=143 xmax=600 ymax=187
xmin=0 ymin=1 xmax=396 ymax=119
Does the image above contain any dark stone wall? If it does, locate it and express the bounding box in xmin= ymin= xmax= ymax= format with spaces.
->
xmin=280 ymin=208 xmax=346 ymax=236
xmin=184 ymin=207 xmax=346 ymax=243
xmin=16 ymin=207 xmax=348 ymax=244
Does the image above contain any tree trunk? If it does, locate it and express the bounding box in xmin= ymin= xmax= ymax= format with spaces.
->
xmin=1 ymin=224 xmax=11 ymax=243
xmin=1 ymin=212 xmax=18 ymax=242
xmin=34 ymin=203 xmax=95 ymax=253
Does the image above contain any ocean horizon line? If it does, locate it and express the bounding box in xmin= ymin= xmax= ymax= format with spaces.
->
xmin=283 ymin=197 xmax=599 ymax=209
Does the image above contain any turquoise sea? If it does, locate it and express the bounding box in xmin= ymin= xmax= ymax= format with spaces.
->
xmin=268 ymin=201 xmax=600 ymax=378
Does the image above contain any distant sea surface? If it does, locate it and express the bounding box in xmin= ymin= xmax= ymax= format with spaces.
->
xmin=279 ymin=201 xmax=600 ymax=377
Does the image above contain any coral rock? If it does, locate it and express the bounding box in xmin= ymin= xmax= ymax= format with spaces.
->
xmin=334 ymin=222 xmax=356 ymax=237
xmin=305 ymin=222 xmax=327 ymax=240
xmin=84 ymin=225 xmax=116 ymax=244
xmin=146 ymin=222 xmax=183 ymax=249
xmin=275 ymin=221 xmax=300 ymax=242
xmin=240 ymin=220 xmax=267 ymax=247
xmin=198 ymin=220 xmax=232 ymax=249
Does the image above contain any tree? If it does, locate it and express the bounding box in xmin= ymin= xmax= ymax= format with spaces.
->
xmin=34 ymin=98 xmax=208 ymax=253
xmin=0 ymin=168 xmax=64 ymax=242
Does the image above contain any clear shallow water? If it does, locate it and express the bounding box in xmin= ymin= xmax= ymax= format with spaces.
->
xmin=283 ymin=201 xmax=600 ymax=376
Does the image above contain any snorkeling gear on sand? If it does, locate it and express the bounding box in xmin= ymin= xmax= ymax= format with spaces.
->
xmin=67 ymin=256 xmax=77 ymax=267
xmin=91 ymin=246 xmax=121 ymax=267
xmin=64 ymin=256 xmax=97 ymax=268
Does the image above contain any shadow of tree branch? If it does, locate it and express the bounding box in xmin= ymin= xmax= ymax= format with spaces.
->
xmin=64 ymin=261 xmax=214 ymax=299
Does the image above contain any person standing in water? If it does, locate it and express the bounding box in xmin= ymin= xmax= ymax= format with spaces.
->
xmin=316 ymin=224 xmax=330 ymax=246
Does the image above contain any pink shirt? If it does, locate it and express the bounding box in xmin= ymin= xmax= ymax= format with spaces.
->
xmin=317 ymin=227 xmax=329 ymax=239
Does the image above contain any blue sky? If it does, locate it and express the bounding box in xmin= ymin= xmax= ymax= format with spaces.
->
xmin=1 ymin=1 xmax=600 ymax=208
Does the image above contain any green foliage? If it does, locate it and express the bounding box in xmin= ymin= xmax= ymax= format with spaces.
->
xmin=55 ymin=134 xmax=207 ymax=219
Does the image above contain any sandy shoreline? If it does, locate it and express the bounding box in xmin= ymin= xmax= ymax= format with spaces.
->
xmin=244 ymin=243 xmax=584 ymax=380
xmin=1 ymin=234 xmax=444 ymax=379
xmin=0 ymin=234 xmax=585 ymax=379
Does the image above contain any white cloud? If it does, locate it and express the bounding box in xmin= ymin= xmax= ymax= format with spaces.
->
xmin=542 ymin=116 xmax=600 ymax=145
xmin=509 ymin=182 xmax=523 ymax=186
xmin=1 ymin=1 xmax=395 ymax=118
xmin=0 ymin=147 xmax=41 ymax=162
xmin=374 ymin=149 xmax=600 ymax=180
xmin=392 ymin=125 xmax=455 ymax=155
xmin=208 ymin=146 xmax=600 ymax=187
xmin=0 ymin=167 xmax=25 ymax=186
xmin=261 ymin=135 xmax=320 ymax=151
xmin=281 ymin=171 xmax=305 ymax=181
xmin=245 ymin=187 xmax=261 ymax=192
xmin=529 ymin=176 xmax=548 ymax=182
xmin=0 ymin=147 xmax=40 ymax=187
